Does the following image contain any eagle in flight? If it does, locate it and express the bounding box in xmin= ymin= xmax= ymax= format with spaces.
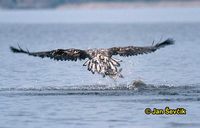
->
xmin=10 ymin=38 xmax=174 ymax=79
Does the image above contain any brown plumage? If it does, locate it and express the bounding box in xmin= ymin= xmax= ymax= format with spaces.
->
xmin=10 ymin=38 xmax=174 ymax=79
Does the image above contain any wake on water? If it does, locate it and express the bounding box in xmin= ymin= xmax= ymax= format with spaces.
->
xmin=0 ymin=80 xmax=200 ymax=99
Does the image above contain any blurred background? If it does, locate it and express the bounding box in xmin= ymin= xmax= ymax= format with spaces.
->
xmin=0 ymin=0 xmax=200 ymax=9
xmin=0 ymin=0 xmax=200 ymax=23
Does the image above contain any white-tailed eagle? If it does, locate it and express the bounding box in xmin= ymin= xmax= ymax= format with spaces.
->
xmin=10 ymin=38 xmax=174 ymax=79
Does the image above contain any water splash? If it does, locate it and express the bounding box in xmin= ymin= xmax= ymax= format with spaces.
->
xmin=0 ymin=81 xmax=200 ymax=98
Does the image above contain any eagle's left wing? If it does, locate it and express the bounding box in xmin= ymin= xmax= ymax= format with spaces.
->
xmin=108 ymin=38 xmax=174 ymax=57
xmin=10 ymin=45 xmax=90 ymax=61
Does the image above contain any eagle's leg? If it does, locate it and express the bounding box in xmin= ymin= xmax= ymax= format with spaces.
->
xmin=105 ymin=68 xmax=124 ymax=79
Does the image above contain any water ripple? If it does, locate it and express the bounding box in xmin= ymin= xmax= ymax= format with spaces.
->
xmin=0 ymin=82 xmax=199 ymax=97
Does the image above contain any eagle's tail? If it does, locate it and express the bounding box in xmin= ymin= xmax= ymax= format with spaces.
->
xmin=10 ymin=45 xmax=30 ymax=55
xmin=154 ymin=38 xmax=175 ymax=49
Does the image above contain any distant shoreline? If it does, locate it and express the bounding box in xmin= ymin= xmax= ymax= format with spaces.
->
xmin=1 ymin=8 xmax=200 ymax=23
xmin=1 ymin=1 xmax=200 ymax=9
xmin=57 ymin=1 xmax=200 ymax=9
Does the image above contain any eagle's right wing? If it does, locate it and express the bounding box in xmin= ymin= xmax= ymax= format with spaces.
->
xmin=10 ymin=45 xmax=90 ymax=61
xmin=108 ymin=38 xmax=174 ymax=57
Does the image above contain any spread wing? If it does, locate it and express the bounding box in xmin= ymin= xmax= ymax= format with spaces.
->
xmin=108 ymin=38 xmax=174 ymax=57
xmin=10 ymin=45 xmax=90 ymax=61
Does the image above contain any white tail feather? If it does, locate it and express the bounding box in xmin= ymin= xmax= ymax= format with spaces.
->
xmin=83 ymin=55 xmax=123 ymax=79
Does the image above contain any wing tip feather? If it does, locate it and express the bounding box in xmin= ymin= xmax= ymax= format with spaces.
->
xmin=155 ymin=38 xmax=175 ymax=49
xmin=10 ymin=45 xmax=29 ymax=54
